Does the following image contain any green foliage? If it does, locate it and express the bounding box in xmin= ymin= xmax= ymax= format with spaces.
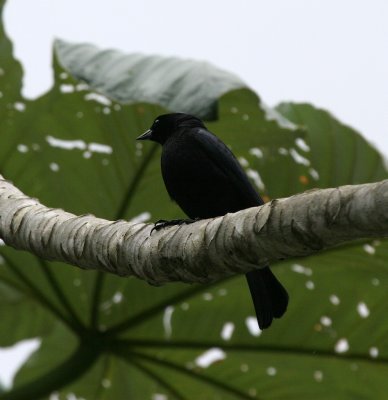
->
xmin=1 ymin=1 xmax=388 ymax=398
xmin=55 ymin=39 xmax=247 ymax=121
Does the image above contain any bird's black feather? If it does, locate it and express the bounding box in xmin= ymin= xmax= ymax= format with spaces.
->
xmin=137 ymin=113 xmax=289 ymax=329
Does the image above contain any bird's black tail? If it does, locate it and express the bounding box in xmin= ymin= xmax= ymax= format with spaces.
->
xmin=245 ymin=267 xmax=289 ymax=330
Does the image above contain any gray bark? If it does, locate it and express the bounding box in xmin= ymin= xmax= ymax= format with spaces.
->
xmin=0 ymin=173 xmax=387 ymax=285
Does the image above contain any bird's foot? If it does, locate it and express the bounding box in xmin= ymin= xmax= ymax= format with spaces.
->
xmin=151 ymin=218 xmax=200 ymax=233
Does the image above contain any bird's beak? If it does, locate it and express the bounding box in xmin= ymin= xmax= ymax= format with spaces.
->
xmin=136 ymin=129 xmax=153 ymax=141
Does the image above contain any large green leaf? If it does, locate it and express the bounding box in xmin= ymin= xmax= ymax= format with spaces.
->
xmin=276 ymin=102 xmax=388 ymax=187
xmin=55 ymin=39 xmax=247 ymax=121
xmin=1 ymin=0 xmax=388 ymax=398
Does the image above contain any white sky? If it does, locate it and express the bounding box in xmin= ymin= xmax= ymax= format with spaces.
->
xmin=0 ymin=0 xmax=388 ymax=387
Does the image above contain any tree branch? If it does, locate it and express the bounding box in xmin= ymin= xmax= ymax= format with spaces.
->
xmin=1 ymin=173 xmax=387 ymax=285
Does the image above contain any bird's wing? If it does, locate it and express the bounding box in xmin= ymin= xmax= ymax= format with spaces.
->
xmin=190 ymin=128 xmax=263 ymax=207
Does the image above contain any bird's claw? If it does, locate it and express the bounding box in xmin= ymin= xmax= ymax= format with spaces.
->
xmin=150 ymin=218 xmax=200 ymax=234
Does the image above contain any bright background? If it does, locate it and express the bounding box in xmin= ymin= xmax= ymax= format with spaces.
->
xmin=1 ymin=0 xmax=387 ymax=388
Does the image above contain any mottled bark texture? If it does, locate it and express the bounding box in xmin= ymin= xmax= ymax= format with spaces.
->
xmin=0 ymin=174 xmax=387 ymax=285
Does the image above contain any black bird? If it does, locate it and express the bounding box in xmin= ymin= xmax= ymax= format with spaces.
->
xmin=137 ymin=113 xmax=288 ymax=329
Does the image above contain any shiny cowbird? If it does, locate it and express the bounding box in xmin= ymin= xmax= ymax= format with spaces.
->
xmin=137 ymin=113 xmax=288 ymax=329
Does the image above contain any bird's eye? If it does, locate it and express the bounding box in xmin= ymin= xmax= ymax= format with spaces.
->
xmin=154 ymin=119 xmax=159 ymax=124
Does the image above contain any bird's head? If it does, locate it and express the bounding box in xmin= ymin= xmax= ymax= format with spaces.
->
xmin=136 ymin=113 xmax=205 ymax=145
